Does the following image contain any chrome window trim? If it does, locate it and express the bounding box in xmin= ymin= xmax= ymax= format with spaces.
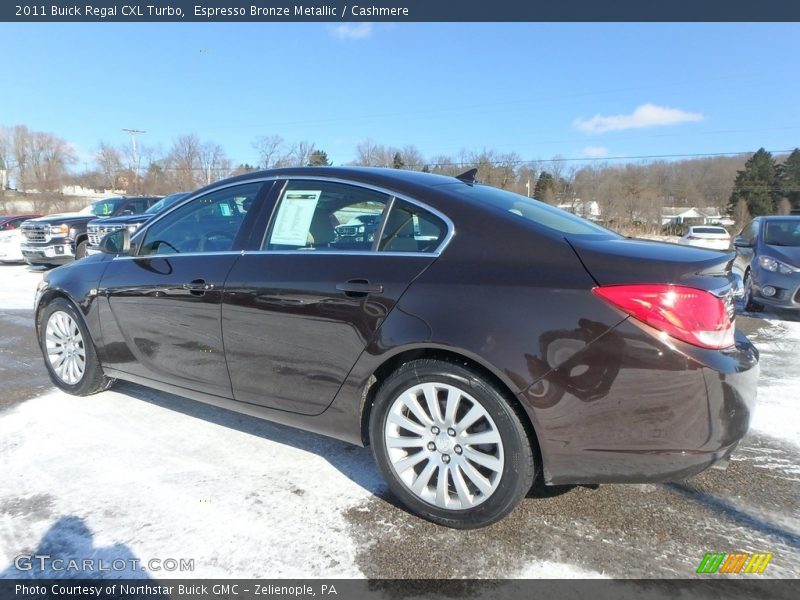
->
xmin=261 ymin=175 xmax=455 ymax=257
xmin=128 ymin=174 xmax=456 ymax=258
xmin=113 ymin=251 xmax=244 ymax=261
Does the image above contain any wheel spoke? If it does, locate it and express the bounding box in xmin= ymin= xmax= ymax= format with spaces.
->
xmin=421 ymin=383 xmax=443 ymax=423
xmin=457 ymin=405 xmax=484 ymax=431
xmin=402 ymin=392 xmax=433 ymax=426
xmin=385 ymin=435 xmax=426 ymax=449
xmin=462 ymin=430 xmax=502 ymax=446
xmin=386 ymin=411 xmax=426 ymax=436
xmin=444 ymin=387 xmax=460 ymax=425
xmin=435 ymin=464 xmax=450 ymax=507
xmin=463 ymin=447 xmax=503 ymax=473
xmin=458 ymin=459 xmax=494 ymax=496
xmin=411 ymin=461 xmax=437 ymax=495
xmin=392 ymin=451 xmax=428 ymax=474
xmin=452 ymin=465 xmax=475 ymax=508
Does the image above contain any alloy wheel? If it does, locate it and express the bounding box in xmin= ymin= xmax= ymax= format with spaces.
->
xmin=384 ymin=382 xmax=504 ymax=510
xmin=45 ymin=310 xmax=86 ymax=385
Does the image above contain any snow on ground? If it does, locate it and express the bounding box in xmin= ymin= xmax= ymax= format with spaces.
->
xmin=0 ymin=386 xmax=378 ymax=578
xmin=746 ymin=318 xmax=800 ymax=449
xmin=0 ymin=265 xmax=43 ymax=310
xmin=514 ymin=561 xmax=609 ymax=578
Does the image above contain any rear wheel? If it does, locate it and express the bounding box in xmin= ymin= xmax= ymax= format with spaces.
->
xmin=39 ymin=298 xmax=113 ymax=395
xmin=369 ymin=359 xmax=536 ymax=528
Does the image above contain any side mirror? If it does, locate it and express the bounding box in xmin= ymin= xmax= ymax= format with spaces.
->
xmin=732 ymin=236 xmax=752 ymax=248
xmin=99 ymin=228 xmax=131 ymax=255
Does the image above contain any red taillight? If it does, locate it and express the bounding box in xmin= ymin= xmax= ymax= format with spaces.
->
xmin=592 ymin=284 xmax=734 ymax=349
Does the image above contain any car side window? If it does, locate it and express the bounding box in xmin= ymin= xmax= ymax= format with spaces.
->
xmin=263 ymin=180 xmax=390 ymax=252
xmin=743 ymin=221 xmax=758 ymax=243
xmin=138 ymin=183 xmax=262 ymax=256
xmin=379 ymin=200 xmax=447 ymax=254
xmin=122 ymin=199 xmax=148 ymax=215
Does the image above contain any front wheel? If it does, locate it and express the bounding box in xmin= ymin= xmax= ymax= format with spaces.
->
xmin=75 ymin=240 xmax=87 ymax=260
xmin=369 ymin=359 xmax=536 ymax=528
xmin=39 ymin=298 xmax=114 ymax=395
xmin=742 ymin=271 xmax=763 ymax=312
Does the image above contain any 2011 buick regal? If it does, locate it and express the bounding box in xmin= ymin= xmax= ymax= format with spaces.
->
xmin=34 ymin=167 xmax=759 ymax=528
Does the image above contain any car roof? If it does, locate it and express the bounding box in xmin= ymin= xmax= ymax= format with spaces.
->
xmin=755 ymin=215 xmax=800 ymax=221
xmin=221 ymin=166 xmax=464 ymax=196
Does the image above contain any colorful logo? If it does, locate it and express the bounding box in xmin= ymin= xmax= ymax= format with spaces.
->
xmin=697 ymin=552 xmax=773 ymax=574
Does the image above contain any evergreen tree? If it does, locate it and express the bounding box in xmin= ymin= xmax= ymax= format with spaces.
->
xmin=780 ymin=148 xmax=800 ymax=210
xmin=392 ymin=152 xmax=405 ymax=169
xmin=533 ymin=171 xmax=557 ymax=204
xmin=422 ymin=164 xmax=430 ymax=173
xmin=307 ymin=150 xmax=331 ymax=167
xmin=728 ymin=148 xmax=779 ymax=216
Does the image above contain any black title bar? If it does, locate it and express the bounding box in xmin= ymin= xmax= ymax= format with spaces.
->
xmin=3 ymin=0 xmax=800 ymax=22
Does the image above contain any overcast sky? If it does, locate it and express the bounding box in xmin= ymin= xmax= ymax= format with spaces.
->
xmin=1 ymin=22 xmax=798 ymax=166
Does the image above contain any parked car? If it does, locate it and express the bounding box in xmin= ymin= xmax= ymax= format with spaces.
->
xmin=0 ymin=214 xmax=41 ymax=263
xmin=20 ymin=196 xmax=160 ymax=267
xmin=86 ymin=192 xmax=190 ymax=255
xmin=677 ymin=225 xmax=731 ymax=251
xmin=733 ymin=215 xmax=800 ymax=311
xmin=333 ymin=213 xmax=383 ymax=246
xmin=34 ymin=167 xmax=758 ymax=528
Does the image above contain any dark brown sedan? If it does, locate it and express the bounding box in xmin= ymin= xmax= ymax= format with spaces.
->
xmin=33 ymin=167 xmax=759 ymax=528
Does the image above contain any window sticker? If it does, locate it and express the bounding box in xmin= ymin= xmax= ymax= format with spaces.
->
xmin=219 ymin=202 xmax=232 ymax=217
xmin=269 ymin=190 xmax=322 ymax=246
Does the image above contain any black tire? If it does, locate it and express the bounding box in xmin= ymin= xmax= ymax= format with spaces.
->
xmin=743 ymin=270 xmax=763 ymax=312
xmin=75 ymin=240 xmax=87 ymax=260
xmin=38 ymin=297 xmax=114 ymax=396
xmin=369 ymin=358 xmax=536 ymax=529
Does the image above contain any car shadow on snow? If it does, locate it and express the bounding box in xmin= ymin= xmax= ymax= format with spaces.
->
xmin=112 ymin=381 xmax=387 ymax=498
xmin=0 ymin=515 xmax=155 ymax=580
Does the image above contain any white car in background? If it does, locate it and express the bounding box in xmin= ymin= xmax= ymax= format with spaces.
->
xmin=678 ymin=225 xmax=731 ymax=251
xmin=0 ymin=228 xmax=25 ymax=263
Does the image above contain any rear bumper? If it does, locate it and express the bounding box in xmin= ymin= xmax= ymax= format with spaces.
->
xmin=520 ymin=318 xmax=759 ymax=485
xmin=21 ymin=242 xmax=75 ymax=265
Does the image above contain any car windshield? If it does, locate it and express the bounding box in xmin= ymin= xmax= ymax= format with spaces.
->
xmin=145 ymin=192 xmax=189 ymax=214
xmin=763 ymin=220 xmax=800 ymax=247
xmin=80 ymin=198 xmax=123 ymax=216
xmin=442 ymin=183 xmax=619 ymax=237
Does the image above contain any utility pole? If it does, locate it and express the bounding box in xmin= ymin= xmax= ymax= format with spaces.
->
xmin=122 ymin=128 xmax=145 ymax=193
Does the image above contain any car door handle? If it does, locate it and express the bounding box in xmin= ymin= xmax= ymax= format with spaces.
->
xmin=183 ymin=279 xmax=215 ymax=296
xmin=336 ymin=280 xmax=384 ymax=296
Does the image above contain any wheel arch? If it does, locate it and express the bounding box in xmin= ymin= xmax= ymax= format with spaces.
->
xmin=359 ymin=346 xmax=543 ymax=473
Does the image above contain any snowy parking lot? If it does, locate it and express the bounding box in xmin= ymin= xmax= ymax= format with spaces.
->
xmin=0 ymin=263 xmax=798 ymax=579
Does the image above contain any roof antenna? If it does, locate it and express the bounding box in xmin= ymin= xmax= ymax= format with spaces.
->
xmin=455 ymin=168 xmax=478 ymax=184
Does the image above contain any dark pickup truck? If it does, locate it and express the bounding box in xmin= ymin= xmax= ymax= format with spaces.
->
xmin=86 ymin=192 xmax=190 ymax=255
xmin=20 ymin=196 xmax=160 ymax=267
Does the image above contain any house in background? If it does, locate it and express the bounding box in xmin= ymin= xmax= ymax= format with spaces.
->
xmin=661 ymin=206 xmax=734 ymax=227
xmin=557 ymin=199 xmax=601 ymax=221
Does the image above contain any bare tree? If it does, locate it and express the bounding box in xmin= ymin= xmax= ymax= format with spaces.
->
xmin=165 ymin=134 xmax=202 ymax=190
xmin=198 ymin=141 xmax=229 ymax=185
xmin=95 ymin=142 xmax=124 ymax=190
xmin=284 ymin=141 xmax=316 ymax=167
xmin=252 ymin=135 xmax=284 ymax=169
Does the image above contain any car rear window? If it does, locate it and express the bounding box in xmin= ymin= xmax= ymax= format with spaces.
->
xmin=691 ymin=227 xmax=728 ymax=234
xmin=441 ymin=183 xmax=619 ymax=237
